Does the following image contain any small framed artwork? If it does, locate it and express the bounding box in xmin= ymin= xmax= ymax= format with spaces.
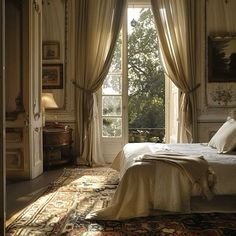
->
xmin=42 ymin=41 xmax=60 ymax=60
xmin=42 ymin=64 xmax=63 ymax=89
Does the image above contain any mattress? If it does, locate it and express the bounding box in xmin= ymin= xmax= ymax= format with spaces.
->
xmin=87 ymin=143 xmax=236 ymax=220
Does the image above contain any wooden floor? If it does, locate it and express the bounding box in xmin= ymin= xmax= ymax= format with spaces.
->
xmin=6 ymin=168 xmax=64 ymax=220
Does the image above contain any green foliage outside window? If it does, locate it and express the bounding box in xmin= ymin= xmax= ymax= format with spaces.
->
xmin=128 ymin=8 xmax=165 ymax=142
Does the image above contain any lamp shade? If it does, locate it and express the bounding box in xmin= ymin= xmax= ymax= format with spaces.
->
xmin=41 ymin=93 xmax=58 ymax=109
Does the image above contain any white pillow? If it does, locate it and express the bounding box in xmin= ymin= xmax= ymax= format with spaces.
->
xmin=208 ymin=118 xmax=236 ymax=153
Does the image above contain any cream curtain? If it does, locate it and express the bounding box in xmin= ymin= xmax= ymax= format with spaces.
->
xmin=151 ymin=0 xmax=198 ymax=142
xmin=75 ymin=0 xmax=126 ymax=166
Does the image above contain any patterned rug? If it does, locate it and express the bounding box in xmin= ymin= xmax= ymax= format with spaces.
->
xmin=6 ymin=167 xmax=236 ymax=235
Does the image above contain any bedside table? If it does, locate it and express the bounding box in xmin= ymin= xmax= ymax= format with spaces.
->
xmin=43 ymin=123 xmax=73 ymax=170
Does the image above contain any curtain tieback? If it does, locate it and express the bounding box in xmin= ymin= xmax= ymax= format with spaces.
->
xmin=187 ymin=83 xmax=201 ymax=94
xmin=72 ymin=80 xmax=93 ymax=94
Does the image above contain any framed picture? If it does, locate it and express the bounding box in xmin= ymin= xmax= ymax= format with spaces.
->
xmin=42 ymin=41 xmax=60 ymax=60
xmin=208 ymin=36 xmax=236 ymax=82
xmin=42 ymin=64 xmax=63 ymax=89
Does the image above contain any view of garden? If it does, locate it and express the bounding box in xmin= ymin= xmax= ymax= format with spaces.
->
xmin=102 ymin=7 xmax=165 ymax=143
xmin=128 ymin=8 xmax=165 ymax=142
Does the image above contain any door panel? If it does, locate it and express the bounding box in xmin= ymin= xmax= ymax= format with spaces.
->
xmin=0 ymin=0 xmax=5 ymax=233
xmin=165 ymin=78 xmax=179 ymax=143
xmin=99 ymin=26 xmax=128 ymax=163
xmin=29 ymin=0 xmax=43 ymax=179
xmin=100 ymin=74 xmax=127 ymax=163
xmin=5 ymin=0 xmax=43 ymax=180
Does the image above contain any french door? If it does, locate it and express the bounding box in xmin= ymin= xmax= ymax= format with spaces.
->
xmin=98 ymin=19 xmax=128 ymax=163
xmin=0 ymin=0 xmax=5 ymax=233
xmin=99 ymin=4 xmax=178 ymax=163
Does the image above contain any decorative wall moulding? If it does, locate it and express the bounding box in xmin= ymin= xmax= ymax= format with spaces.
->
xmin=206 ymin=84 xmax=236 ymax=107
xmin=33 ymin=0 xmax=40 ymax=13
xmin=6 ymin=128 xmax=23 ymax=143
xmin=6 ymin=149 xmax=23 ymax=170
xmin=206 ymin=0 xmax=230 ymax=4
xmin=42 ymin=0 xmax=69 ymax=109
xmin=5 ymin=0 xmax=25 ymax=121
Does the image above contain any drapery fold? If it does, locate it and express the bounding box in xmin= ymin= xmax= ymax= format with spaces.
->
xmin=75 ymin=0 xmax=126 ymax=166
xmin=151 ymin=0 xmax=198 ymax=142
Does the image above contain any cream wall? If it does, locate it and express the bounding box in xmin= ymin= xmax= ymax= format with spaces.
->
xmin=196 ymin=0 xmax=236 ymax=142
xmin=46 ymin=0 xmax=236 ymax=154
xmin=43 ymin=0 xmax=77 ymax=155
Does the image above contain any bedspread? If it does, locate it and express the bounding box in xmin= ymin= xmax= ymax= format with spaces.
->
xmin=87 ymin=143 xmax=236 ymax=220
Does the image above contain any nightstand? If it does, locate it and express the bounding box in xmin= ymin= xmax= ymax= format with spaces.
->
xmin=43 ymin=123 xmax=73 ymax=170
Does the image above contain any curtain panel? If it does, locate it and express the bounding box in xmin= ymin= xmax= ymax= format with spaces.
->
xmin=75 ymin=0 xmax=126 ymax=166
xmin=151 ymin=0 xmax=198 ymax=143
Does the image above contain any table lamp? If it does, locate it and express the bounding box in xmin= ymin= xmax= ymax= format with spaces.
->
xmin=41 ymin=93 xmax=58 ymax=126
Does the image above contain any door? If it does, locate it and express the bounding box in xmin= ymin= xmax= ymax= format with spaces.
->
xmin=0 ymin=0 xmax=5 ymax=233
xmin=4 ymin=0 xmax=43 ymax=180
xmin=99 ymin=5 xmax=167 ymax=162
xmin=27 ymin=0 xmax=43 ymax=179
xmin=99 ymin=26 xmax=128 ymax=163
xmin=165 ymin=78 xmax=179 ymax=143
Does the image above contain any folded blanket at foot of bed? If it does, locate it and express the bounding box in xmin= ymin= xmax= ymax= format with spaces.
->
xmin=86 ymin=151 xmax=216 ymax=220
xmin=134 ymin=152 xmax=216 ymax=200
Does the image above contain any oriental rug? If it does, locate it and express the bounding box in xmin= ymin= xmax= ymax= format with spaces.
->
xmin=6 ymin=167 xmax=236 ymax=236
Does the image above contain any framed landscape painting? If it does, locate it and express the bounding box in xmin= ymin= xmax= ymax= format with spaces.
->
xmin=208 ymin=36 xmax=236 ymax=82
xmin=42 ymin=64 xmax=63 ymax=89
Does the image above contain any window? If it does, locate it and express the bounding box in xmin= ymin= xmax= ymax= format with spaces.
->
xmin=102 ymin=35 xmax=123 ymax=137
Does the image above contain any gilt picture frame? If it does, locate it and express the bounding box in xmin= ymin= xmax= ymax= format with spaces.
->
xmin=42 ymin=64 xmax=63 ymax=89
xmin=208 ymin=36 xmax=236 ymax=82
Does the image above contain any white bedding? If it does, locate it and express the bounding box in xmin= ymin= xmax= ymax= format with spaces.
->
xmin=119 ymin=143 xmax=236 ymax=195
xmin=87 ymin=143 xmax=236 ymax=220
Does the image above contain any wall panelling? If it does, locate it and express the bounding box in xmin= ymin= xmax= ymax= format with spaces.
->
xmin=196 ymin=0 xmax=236 ymax=142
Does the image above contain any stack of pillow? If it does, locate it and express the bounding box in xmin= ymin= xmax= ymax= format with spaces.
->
xmin=208 ymin=118 xmax=236 ymax=153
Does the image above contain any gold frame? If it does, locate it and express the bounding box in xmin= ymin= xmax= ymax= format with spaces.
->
xmin=42 ymin=64 xmax=63 ymax=89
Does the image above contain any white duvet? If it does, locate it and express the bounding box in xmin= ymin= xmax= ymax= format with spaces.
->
xmin=119 ymin=143 xmax=236 ymax=195
xmin=87 ymin=143 xmax=236 ymax=220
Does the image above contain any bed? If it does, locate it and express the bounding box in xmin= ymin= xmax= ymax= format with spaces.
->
xmin=87 ymin=119 xmax=236 ymax=220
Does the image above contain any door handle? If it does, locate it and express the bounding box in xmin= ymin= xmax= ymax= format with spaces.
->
xmin=33 ymin=100 xmax=41 ymax=120
xmin=34 ymin=127 xmax=40 ymax=132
